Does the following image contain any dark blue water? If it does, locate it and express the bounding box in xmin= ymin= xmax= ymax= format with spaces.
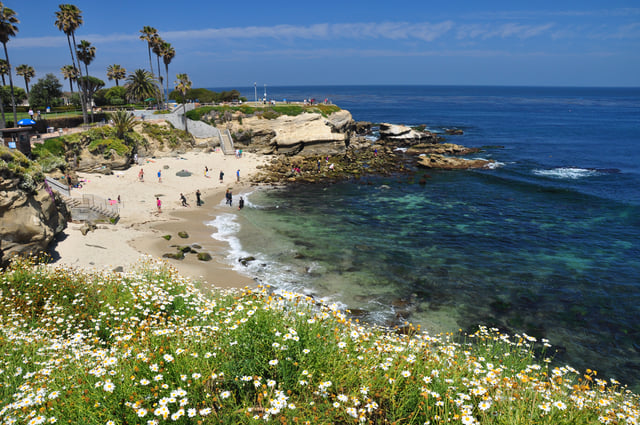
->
xmin=209 ymin=86 xmax=640 ymax=388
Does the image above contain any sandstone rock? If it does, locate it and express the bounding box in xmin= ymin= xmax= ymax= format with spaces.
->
xmin=0 ymin=178 xmax=70 ymax=266
xmin=417 ymin=154 xmax=494 ymax=170
xmin=228 ymin=111 xmax=354 ymax=156
xmin=407 ymin=143 xmax=481 ymax=156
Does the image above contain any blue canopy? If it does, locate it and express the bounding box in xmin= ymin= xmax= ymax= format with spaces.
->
xmin=17 ymin=118 xmax=36 ymax=126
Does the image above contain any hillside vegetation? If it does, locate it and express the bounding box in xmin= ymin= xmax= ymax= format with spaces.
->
xmin=0 ymin=258 xmax=638 ymax=424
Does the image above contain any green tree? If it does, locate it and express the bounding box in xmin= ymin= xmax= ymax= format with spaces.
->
xmin=0 ymin=85 xmax=25 ymax=108
xmin=77 ymin=75 xmax=104 ymax=110
xmin=55 ymin=4 xmax=87 ymax=124
xmin=61 ymin=64 xmax=78 ymax=93
xmin=15 ymin=64 xmax=34 ymax=95
xmin=125 ymin=69 xmax=158 ymax=103
xmin=105 ymin=86 xmax=127 ymax=105
xmin=109 ymin=109 xmax=135 ymax=140
xmin=28 ymin=73 xmax=63 ymax=109
xmin=161 ymin=41 xmax=175 ymax=109
xmin=0 ymin=2 xmax=19 ymax=128
xmin=106 ymin=64 xmax=126 ymax=87
xmin=175 ymin=73 xmax=192 ymax=133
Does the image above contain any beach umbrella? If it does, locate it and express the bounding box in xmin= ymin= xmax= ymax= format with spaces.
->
xmin=17 ymin=118 xmax=36 ymax=126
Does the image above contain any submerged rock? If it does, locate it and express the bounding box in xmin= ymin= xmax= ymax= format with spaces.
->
xmin=417 ymin=154 xmax=494 ymax=170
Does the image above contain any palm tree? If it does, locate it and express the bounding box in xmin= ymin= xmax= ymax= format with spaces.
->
xmin=106 ymin=64 xmax=126 ymax=87
xmin=175 ymin=73 xmax=192 ymax=133
xmin=61 ymin=64 xmax=78 ymax=92
xmin=15 ymin=64 xmax=34 ymax=95
xmin=54 ymin=4 xmax=87 ymax=124
xmin=139 ymin=26 xmax=157 ymax=77
xmin=76 ymin=40 xmax=95 ymax=79
xmin=161 ymin=42 xmax=175 ymax=110
xmin=151 ymin=36 xmax=164 ymax=107
xmin=125 ymin=69 xmax=158 ymax=103
xmin=0 ymin=2 xmax=19 ymax=127
xmin=109 ymin=109 xmax=135 ymax=140
xmin=0 ymin=58 xmax=7 ymax=85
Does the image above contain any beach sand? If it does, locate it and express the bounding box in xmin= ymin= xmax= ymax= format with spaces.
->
xmin=50 ymin=150 xmax=267 ymax=289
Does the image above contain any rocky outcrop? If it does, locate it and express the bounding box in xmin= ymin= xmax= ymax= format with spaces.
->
xmin=407 ymin=143 xmax=481 ymax=156
xmin=378 ymin=123 xmax=441 ymax=145
xmin=228 ymin=110 xmax=355 ymax=156
xmin=0 ymin=177 xmax=70 ymax=266
xmin=416 ymin=154 xmax=494 ymax=170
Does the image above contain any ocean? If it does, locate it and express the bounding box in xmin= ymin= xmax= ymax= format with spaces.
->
xmin=206 ymin=86 xmax=640 ymax=389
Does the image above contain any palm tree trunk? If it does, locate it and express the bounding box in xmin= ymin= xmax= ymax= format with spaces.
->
xmin=2 ymin=43 xmax=17 ymax=126
xmin=156 ymin=54 xmax=163 ymax=109
xmin=165 ymin=63 xmax=170 ymax=110
xmin=147 ymin=46 xmax=154 ymax=79
xmin=71 ymin=32 xmax=88 ymax=125
xmin=24 ymin=79 xmax=29 ymax=95
xmin=0 ymin=94 xmax=5 ymax=128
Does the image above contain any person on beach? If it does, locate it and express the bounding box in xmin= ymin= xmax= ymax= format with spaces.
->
xmin=225 ymin=189 xmax=233 ymax=206
xmin=180 ymin=193 xmax=189 ymax=207
xmin=196 ymin=189 xmax=202 ymax=206
xmin=238 ymin=196 xmax=244 ymax=210
xmin=219 ymin=171 xmax=224 ymax=182
xmin=205 ymin=166 xmax=210 ymax=178
xmin=157 ymin=170 xmax=162 ymax=183
xmin=138 ymin=168 xmax=144 ymax=182
xmin=236 ymin=169 xmax=240 ymax=182
xmin=156 ymin=197 xmax=162 ymax=213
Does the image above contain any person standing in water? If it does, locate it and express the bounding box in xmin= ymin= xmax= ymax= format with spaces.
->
xmin=238 ymin=196 xmax=244 ymax=210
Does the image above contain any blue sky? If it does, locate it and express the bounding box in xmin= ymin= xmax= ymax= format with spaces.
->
xmin=5 ymin=0 xmax=640 ymax=90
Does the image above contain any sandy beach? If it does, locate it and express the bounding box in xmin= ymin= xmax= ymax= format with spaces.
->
xmin=50 ymin=149 xmax=268 ymax=289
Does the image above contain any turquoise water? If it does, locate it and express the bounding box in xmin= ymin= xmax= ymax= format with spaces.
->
xmin=207 ymin=86 xmax=640 ymax=389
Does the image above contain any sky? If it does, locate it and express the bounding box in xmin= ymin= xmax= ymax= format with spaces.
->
xmin=3 ymin=0 xmax=640 ymax=91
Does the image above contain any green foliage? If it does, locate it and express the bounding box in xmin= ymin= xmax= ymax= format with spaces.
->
xmin=0 ymin=84 xmax=27 ymax=107
xmin=168 ymin=87 xmax=242 ymax=103
xmin=188 ymin=103 xmax=342 ymax=123
xmin=0 ymin=258 xmax=638 ymax=425
xmin=140 ymin=122 xmax=193 ymax=148
xmin=0 ymin=145 xmax=44 ymax=192
xmin=87 ymin=137 xmax=131 ymax=158
xmin=27 ymin=73 xmax=63 ymax=108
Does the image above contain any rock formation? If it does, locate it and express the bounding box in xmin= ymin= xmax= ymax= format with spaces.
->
xmin=227 ymin=110 xmax=355 ymax=156
xmin=416 ymin=154 xmax=494 ymax=170
xmin=378 ymin=123 xmax=441 ymax=145
xmin=0 ymin=176 xmax=70 ymax=266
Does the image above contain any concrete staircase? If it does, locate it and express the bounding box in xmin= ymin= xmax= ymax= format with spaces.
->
xmin=61 ymin=194 xmax=119 ymax=222
xmin=220 ymin=129 xmax=235 ymax=155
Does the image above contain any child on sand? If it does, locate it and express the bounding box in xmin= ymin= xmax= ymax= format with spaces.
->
xmin=138 ymin=168 xmax=144 ymax=182
xmin=157 ymin=170 xmax=162 ymax=183
xmin=156 ymin=197 xmax=162 ymax=213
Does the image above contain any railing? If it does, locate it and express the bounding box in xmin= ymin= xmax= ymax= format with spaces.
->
xmin=220 ymin=129 xmax=235 ymax=155
xmin=44 ymin=176 xmax=70 ymax=197
xmin=76 ymin=194 xmax=119 ymax=217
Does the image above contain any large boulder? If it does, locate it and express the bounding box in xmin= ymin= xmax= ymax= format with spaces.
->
xmin=0 ymin=177 xmax=70 ymax=266
xmin=379 ymin=123 xmax=440 ymax=145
